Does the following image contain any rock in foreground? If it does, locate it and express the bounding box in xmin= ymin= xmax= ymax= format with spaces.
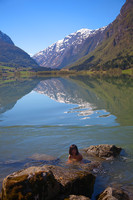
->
xmin=46 ymin=165 xmax=95 ymax=197
xmin=1 ymin=165 xmax=95 ymax=200
xmin=97 ymin=187 xmax=130 ymax=200
xmin=84 ymin=144 xmax=122 ymax=160
xmin=1 ymin=166 xmax=60 ymax=200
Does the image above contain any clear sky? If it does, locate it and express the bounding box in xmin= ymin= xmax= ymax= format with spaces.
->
xmin=0 ymin=0 xmax=126 ymax=56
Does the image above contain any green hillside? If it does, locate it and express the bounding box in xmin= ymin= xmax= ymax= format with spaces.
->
xmin=68 ymin=0 xmax=133 ymax=71
xmin=0 ymin=34 xmax=39 ymax=68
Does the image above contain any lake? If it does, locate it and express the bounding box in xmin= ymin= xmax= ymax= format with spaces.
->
xmin=0 ymin=75 xmax=133 ymax=198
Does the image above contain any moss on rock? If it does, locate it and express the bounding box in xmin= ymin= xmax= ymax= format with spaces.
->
xmin=2 ymin=166 xmax=60 ymax=200
xmin=1 ymin=165 xmax=95 ymax=200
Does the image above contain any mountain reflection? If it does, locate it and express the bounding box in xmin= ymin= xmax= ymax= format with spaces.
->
xmin=34 ymin=75 xmax=133 ymax=126
xmin=34 ymin=77 xmax=99 ymax=104
xmin=0 ymin=75 xmax=133 ymax=126
xmin=0 ymin=78 xmax=40 ymax=114
xmin=34 ymin=77 xmax=103 ymax=118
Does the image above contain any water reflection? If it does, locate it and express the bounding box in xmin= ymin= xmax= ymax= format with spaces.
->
xmin=0 ymin=75 xmax=133 ymax=126
xmin=34 ymin=75 xmax=133 ymax=126
xmin=0 ymin=78 xmax=39 ymax=114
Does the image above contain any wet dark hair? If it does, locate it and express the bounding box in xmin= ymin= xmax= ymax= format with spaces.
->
xmin=69 ymin=144 xmax=79 ymax=155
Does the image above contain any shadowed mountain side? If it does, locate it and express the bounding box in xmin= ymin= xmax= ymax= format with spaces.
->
xmin=0 ymin=31 xmax=39 ymax=68
xmin=0 ymin=40 xmax=39 ymax=68
xmin=0 ymin=31 xmax=14 ymax=45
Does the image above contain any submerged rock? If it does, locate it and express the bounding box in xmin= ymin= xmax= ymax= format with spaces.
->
xmin=1 ymin=165 xmax=95 ymax=200
xmin=84 ymin=144 xmax=122 ymax=160
xmin=28 ymin=153 xmax=60 ymax=166
xmin=29 ymin=153 xmax=57 ymax=161
xmin=97 ymin=187 xmax=130 ymax=200
xmin=64 ymin=194 xmax=90 ymax=200
xmin=78 ymin=161 xmax=102 ymax=175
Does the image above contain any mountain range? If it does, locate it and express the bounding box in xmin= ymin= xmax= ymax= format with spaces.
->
xmin=33 ymin=0 xmax=133 ymax=71
xmin=0 ymin=31 xmax=39 ymax=68
xmin=0 ymin=0 xmax=132 ymax=71
xmin=33 ymin=27 xmax=107 ymax=69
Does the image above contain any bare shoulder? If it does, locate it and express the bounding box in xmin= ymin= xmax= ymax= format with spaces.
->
xmin=79 ymin=153 xmax=83 ymax=158
xmin=78 ymin=153 xmax=83 ymax=160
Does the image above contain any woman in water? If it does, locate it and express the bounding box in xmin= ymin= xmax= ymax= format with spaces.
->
xmin=68 ymin=144 xmax=83 ymax=163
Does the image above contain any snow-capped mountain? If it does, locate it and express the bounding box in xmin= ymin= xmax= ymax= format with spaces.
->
xmin=33 ymin=27 xmax=107 ymax=69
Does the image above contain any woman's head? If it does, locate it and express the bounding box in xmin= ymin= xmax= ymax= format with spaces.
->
xmin=69 ymin=144 xmax=79 ymax=156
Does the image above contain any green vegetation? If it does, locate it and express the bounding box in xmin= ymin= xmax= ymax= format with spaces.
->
xmin=0 ymin=65 xmax=36 ymax=78
xmin=122 ymin=68 xmax=133 ymax=75
xmin=68 ymin=0 xmax=133 ymax=71
xmin=0 ymin=65 xmax=133 ymax=79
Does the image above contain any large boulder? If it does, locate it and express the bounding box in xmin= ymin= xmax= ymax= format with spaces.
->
xmin=1 ymin=166 xmax=60 ymax=200
xmin=97 ymin=187 xmax=130 ymax=200
xmin=1 ymin=165 xmax=95 ymax=200
xmin=46 ymin=165 xmax=95 ymax=198
xmin=84 ymin=144 xmax=122 ymax=160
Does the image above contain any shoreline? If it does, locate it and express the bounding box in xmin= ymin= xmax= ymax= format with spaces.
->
xmin=0 ymin=65 xmax=133 ymax=79
xmin=1 ymin=144 xmax=133 ymax=200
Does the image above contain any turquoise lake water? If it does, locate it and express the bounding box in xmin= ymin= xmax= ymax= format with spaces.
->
xmin=0 ymin=75 xmax=133 ymax=198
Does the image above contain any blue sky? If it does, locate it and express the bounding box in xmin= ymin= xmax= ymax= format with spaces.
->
xmin=0 ymin=0 xmax=125 ymax=55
